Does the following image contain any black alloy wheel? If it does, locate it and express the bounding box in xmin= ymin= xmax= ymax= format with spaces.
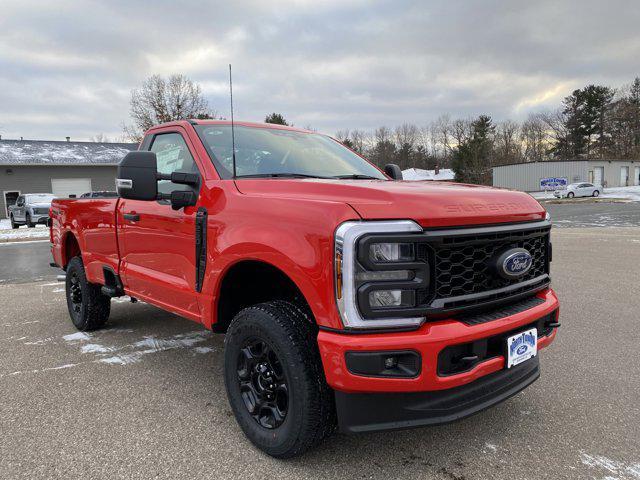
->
xmin=65 ymin=256 xmax=110 ymax=331
xmin=68 ymin=270 xmax=83 ymax=317
xmin=236 ymin=338 xmax=289 ymax=429
xmin=223 ymin=301 xmax=335 ymax=458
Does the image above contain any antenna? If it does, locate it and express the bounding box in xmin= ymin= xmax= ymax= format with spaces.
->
xmin=229 ymin=64 xmax=237 ymax=178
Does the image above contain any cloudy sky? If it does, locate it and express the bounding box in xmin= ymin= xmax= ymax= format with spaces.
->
xmin=1 ymin=0 xmax=639 ymax=141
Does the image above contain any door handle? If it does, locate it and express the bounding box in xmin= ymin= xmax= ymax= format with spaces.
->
xmin=123 ymin=213 xmax=140 ymax=222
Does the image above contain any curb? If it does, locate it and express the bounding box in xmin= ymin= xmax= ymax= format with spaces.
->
xmin=536 ymin=197 xmax=632 ymax=204
xmin=0 ymin=236 xmax=49 ymax=243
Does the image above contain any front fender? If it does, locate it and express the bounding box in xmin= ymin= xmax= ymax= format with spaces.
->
xmin=200 ymin=194 xmax=360 ymax=330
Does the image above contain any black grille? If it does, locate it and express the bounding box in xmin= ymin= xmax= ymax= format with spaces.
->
xmin=430 ymin=229 xmax=548 ymax=299
xmin=412 ymin=223 xmax=550 ymax=312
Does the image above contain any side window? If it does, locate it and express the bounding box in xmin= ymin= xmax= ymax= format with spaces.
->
xmin=16 ymin=196 xmax=24 ymax=206
xmin=149 ymin=133 xmax=199 ymax=194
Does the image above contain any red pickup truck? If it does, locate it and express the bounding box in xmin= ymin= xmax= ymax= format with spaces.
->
xmin=50 ymin=120 xmax=559 ymax=458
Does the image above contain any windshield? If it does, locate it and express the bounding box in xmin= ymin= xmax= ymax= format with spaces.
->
xmin=195 ymin=125 xmax=386 ymax=180
xmin=26 ymin=194 xmax=55 ymax=203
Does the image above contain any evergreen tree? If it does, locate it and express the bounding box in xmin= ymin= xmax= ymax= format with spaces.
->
xmin=264 ymin=113 xmax=289 ymax=125
xmin=555 ymin=85 xmax=614 ymax=158
xmin=451 ymin=115 xmax=494 ymax=184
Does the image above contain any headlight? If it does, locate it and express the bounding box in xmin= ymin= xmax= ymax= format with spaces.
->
xmin=335 ymin=220 xmax=426 ymax=329
xmin=369 ymin=243 xmax=414 ymax=262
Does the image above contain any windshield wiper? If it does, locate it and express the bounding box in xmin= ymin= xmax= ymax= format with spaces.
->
xmin=332 ymin=174 xmax=383 ymax=180
xmin=235 ymin=173 xmax=332 ymax=179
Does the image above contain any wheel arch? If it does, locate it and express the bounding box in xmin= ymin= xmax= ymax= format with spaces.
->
xmin=61 ymin=231 xmax=81 ymax=269
xmin=212 ymin=259 xmax=314 ymax=333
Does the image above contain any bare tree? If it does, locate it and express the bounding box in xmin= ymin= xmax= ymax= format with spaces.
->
xmin=494 ymin=120 xmax=522 ymax=165
xmin=90 ymin=133 xmax=110 ymax=143
xmin=452 ymin=118 xmax=473 ymax=149
xmin=125 ymin=74 xmax=212 ymax=141
xmin=349 ymin=129 xmax=367 ymax=154
xmin=521 ymin=113 xmax=548 ymax=162
xmin=434 ymin=114 xmax=453 ymax=158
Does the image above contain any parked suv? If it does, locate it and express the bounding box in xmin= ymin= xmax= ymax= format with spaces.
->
xmin=9 ymin=193 xmax=55 ymax=228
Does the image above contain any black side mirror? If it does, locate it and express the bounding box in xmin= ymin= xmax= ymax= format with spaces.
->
xmin=168 ymin=191 xmax=198 ymax=210
xmin=116 ymin=152 xmax=158 ymax=201
xmin=384 ymin=163 xmax=403 ymax=180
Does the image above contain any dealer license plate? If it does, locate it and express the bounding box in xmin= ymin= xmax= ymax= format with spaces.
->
xmin=506 ymin=328 xmax=537 ymax=368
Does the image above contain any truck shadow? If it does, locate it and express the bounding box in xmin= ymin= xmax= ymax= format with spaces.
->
xmin=100 ymin=300 xmax=536 ymax=476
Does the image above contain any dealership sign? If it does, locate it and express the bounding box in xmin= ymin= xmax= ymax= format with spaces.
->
xmin=540 ymin=177 xmax=568 ymax=190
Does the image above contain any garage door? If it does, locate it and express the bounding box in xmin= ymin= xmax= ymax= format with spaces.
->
xmin=593 ymin=166 xmax=604 ymax=186
xmin=51 ymin=178 xmax=92 ymax=198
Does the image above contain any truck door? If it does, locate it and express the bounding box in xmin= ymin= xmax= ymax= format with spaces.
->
xmin=117 ymin=128 xmax=204 ymax=320
xmin=13 ymin=195 xmax=25 ymax=221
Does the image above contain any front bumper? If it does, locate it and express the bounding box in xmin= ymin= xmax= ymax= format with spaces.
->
xmin=317 ymin=288 xmax=559 ymax=431
xmin=336 ymin=355 xmax=540 ymax=433
xmin=30 ymin=214 xmax=49 ymax=224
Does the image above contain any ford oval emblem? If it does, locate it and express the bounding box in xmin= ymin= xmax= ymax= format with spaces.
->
xmin=496 ymin=248 xmax=533 ymax=279
xmin=516 ymin=345 xmax=528 ymax=355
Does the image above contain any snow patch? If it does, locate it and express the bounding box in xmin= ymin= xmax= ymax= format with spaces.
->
xmin=62 ymin=332 xmax=91 ymax=342
xmin=580 ymin=451 xmax=640 ymax=479
xmin=70 ymin=330 xmax=213 ymax=366
xmin=80 ymin=343 xmax=113 ymax=354
xmin=194 ymin=346 xmax=213 ymax=354
xmin=483 ymin=443 xmax=498 ymax=453
xmin=0 ymin=220 xmax=50 ymax=241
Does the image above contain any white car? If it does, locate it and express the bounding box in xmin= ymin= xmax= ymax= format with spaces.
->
xmin=554 ymin=182 xmax=601 ymax=199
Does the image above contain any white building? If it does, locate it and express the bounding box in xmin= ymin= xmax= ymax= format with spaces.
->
xmin=492 ymin=160 xmax=640 ymax=191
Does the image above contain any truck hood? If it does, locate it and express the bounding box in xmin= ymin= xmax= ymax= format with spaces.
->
xmin=234 ymin=179 xmax=546 ymax=228
xmin=30 ymin=202 xmax=52 ymax=208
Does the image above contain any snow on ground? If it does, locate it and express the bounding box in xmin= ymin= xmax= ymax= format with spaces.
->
xmin=530 ymin=185 xmax=640 ymax=202
xmin=0 ymin=219 xmax=49 ymax=241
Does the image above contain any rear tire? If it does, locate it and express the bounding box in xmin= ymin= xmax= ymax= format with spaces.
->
xmin=65 ymin=256 xmax=111 ymax=331
xmin=224 ymin=300 xmax=335 ymax=458
xmin=567 ymin=192 xmax=574 ymax=198
xmin=593 ymin=190 xmax=599 ymax=197
xmin=26 ymin=213 xmax=35 ymax=228
xmin=10 ymin=215 xmax=18 ymax=229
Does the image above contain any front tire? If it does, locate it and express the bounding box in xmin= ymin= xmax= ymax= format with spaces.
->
xmin=65 ymin=256 xmax=111 ymax=331
xmin=10 ymin=215 xmax=18 ymax=229
xmin=26 ymin=213 xmax=35 ymax=228
xmin=593 ymin=190 xmax=599 ymax=197
xmin=567 ymin=192 xmax=575 ymax=198
xmin=224 ymin=301 xmax=335 ymax=458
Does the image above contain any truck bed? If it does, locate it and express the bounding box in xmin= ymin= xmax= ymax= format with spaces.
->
xmin=50 ymin=197 xmax=120 ymax=284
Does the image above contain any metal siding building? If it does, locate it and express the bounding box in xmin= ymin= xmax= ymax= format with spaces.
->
xmin=492 ymin=160 xmax=640 ymax=191
xmin=0 ymin=139 xmax=136 ymax=219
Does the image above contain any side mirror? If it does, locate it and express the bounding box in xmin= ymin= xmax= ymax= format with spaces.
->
xmin=384 ymin=163 xmax=403 ymax=180
xmin=116 ymin=151 xmax=158 ymax=201
xmin=167 ymin=190 xmax=198 ymax=210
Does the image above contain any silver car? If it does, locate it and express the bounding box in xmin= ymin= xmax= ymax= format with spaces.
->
xmin=554 ymin=182 xmax=601 ymax=199
xmin=8 ymin=193 xmax=55 ymax=228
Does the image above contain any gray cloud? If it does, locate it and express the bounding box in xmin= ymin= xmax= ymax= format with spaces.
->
xmin=0 ymin=0 xmax=638 ymax=140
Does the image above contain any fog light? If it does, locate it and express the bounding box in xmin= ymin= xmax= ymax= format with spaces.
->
xmin=370 ymin=289 xmax=401 ymax=307
xmin=370 ymin=243 xmax=414 ymax=262
xmin=369 ymin=289 xmax=413 ymax=308
xmin=384 ymin=356 xmax=398 ymax=369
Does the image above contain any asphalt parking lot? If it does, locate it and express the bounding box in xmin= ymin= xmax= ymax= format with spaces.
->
xmin=1 ymin=223 xmax=639 ymax=479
